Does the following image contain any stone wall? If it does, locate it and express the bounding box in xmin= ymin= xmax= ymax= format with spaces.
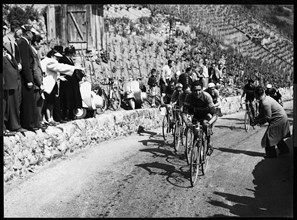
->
xmin=3 ymin=86 xmax=293 ymax=183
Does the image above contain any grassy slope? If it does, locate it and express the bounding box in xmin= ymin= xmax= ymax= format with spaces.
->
xmin=242 ymin=4 xmax=293 ymax=39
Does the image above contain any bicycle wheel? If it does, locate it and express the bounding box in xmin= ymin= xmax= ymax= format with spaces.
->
xmin=173 ymin=120 xmax=181 ymax=153
xmin=190 ymin=139 xmax=202 ymax=187
xmin=162 ymin=115 xmax=169 ymax=140
xmin=200 ymin=132 xmax=208 ymax=175
xmin=244 ymin=111 xmax=250 ymax=132
xmin=185 ymin=127 xmax=194 ymax=165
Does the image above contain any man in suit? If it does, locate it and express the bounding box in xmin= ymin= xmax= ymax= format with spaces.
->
xmin=3 ymin=21 xmax=25 ymax=136
xmin=31 ymin=33 xmax=45 ymax=130
xmin=17 ymin=24 xmax=36 ymax=131
xmin=3 ymin=22 xmax=23 ymax=124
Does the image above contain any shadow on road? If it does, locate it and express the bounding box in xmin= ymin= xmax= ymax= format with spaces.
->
xmin=139 ymin=148 xmax=174 ymax=158
xmin=207 ymin=138 xmax=293 ymax=217
xmin=216 ymin=147 xmax=264 ymax=157
xmin=220 ymin=117 xmax=245 ymax=122
xmin=137 ymin=145 xmax=192 ymax=188
xmin=138 ymin=139 xmax=165 ymax=147
xmin=215 ymin=125 xmax=246 ymax=131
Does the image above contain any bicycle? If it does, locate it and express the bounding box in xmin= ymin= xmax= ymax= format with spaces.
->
xmin=161 ymin=104 xmax=175 ymax=141
xmin=187 ymin=120 xmax=209 ymax=187
xmin=99 ymin=77 xmax=122 ymax=111
xmin=241 ymin=100 xmax=258 ymax=132
xmin=172 ymin=105 xmax=186 ymax=154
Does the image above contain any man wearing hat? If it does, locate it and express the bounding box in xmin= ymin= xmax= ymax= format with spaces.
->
xmin=265 ymin=83 xmax=283 ymax=106
xmin=17 ymin=24 xmax=36 ymax=131
xmin=3 ymin=21 xmax=26 ymax=135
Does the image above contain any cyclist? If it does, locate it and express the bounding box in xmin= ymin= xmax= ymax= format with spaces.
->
xmin=182 ymin=81 xmax=218 ymax=155
xmin=241 ymin=79 xmax=256 ymax=120
xmin=170 ymin=83 xmax=184 ymax=122
xmin=163 ymin=79 xmax=176 ymax=105
xmin=204 ymin=82 xmax=223 ymax=117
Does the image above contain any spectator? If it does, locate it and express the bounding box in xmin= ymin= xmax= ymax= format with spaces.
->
xmin=215 ymin=63 xmax=223 ymax=85
xmin=3 ymin=21 xmax=26 ymax=136
xmin=40 ymin=49 xmax=82 ymax=125
xmin=148 ymin=68 xmax=158 ymax=107
xmin=265 ymin=84 xmax=283 ymax=106
xmin=201 ymin=57 xmax=210 ymax=89
xmin=252 ymin=86 xmax=291 ymax=158
xmin=138 ymin=76 xmax=146 ymax=93
xmin=208 ymin=62 xmax=217 ymax=84
xmin=178 ymin=67 xmax=193 ymax=91
xmin=31 ymin=34 xmax=45 ymax=130
xmin=160 ymin=59 xmax=174 ymax=105
xmin=59 ymin=45 xmax=83 ymax=121
xmin=3 ymin=21 xmax=23 ymax=128
xmin=17 ymin=24 xmax=36 ymax=131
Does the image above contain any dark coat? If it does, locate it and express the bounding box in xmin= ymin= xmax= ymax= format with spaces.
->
xmin=59 ymin=55 xmax=82 ymax=110
xmin=31 ymin=47 xmax=43 ymax=90
xmin=3 ymin=47 xmax=19 ymax=90
xmin=17 ymin=37 xmax=35 ymax=130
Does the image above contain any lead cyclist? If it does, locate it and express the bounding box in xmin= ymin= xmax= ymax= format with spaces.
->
xmin=182 ymin=81 xmax=218 ymax=155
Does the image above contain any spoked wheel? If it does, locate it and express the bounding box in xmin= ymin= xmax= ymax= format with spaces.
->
xmin=173 ymin=121 xmax=181 ymax=154
xmin=185 ymin=127 xmax=194 ymax=165
xmin=200 ymin=132 xmax=209 ymax=176
xmin=162 ymin=115 xmax=170 ymax=140
xmin=73 ymin=108 xmax=87 ymax=119
xmin=110 ymin=90 xmax=121 ymax=111
xmin=244 ymin=111 xmax=251 ymax=132
xmin=190 ymin=140 xmax=202 ymax=187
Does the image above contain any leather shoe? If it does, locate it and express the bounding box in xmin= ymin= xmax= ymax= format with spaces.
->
xmin=16 ymin=128 xmax=28 ymax=133
xmin=3 ymin=130 xmax=16 ymax=136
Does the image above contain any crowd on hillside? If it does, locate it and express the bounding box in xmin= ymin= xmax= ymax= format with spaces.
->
xmin=3 ymin=17 xmax=290 ymax=137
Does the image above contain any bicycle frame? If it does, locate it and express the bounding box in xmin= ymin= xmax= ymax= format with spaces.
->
xmin=189 ymin=121 xmax=208 ymax=186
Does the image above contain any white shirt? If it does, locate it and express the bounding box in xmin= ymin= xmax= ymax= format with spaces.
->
xmin=202 ymin=65 xmax=209 ymax=78
xmin=162 ymin=65 xmax=172 ymax=80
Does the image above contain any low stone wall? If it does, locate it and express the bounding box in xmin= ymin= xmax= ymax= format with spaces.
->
xmin=4 ymin=109 xmax=163 ymax=182
xmin=3 ymin=86 xmax=293 ymax=183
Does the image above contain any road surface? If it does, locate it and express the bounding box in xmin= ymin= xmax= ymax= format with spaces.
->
xmin=4 ymin=101 xmax=293 ymax=217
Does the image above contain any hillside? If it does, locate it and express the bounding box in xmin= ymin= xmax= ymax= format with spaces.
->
xmin=3 ymin=4 xmax=294 ymax=99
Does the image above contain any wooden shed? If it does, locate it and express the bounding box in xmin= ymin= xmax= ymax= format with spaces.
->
xmin=45 ymin=4 xmax=105 ymax=51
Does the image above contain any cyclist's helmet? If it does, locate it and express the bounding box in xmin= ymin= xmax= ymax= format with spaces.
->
xmin=208 ymin=82 xmax=215 ymax=88
xmin=175 ymin=83 xmax=183 ymax=89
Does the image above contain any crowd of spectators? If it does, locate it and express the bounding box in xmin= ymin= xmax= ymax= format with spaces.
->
xmin=3 ymin=21 xmax=84 ymax=136
xmin=3 ymin=10 xmax=292 ymax=137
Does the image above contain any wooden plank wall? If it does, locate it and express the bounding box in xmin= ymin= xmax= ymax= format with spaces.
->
xmin=46 ymin=4 xmax=104 ymax=51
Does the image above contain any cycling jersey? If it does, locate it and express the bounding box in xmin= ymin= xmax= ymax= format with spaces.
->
xmin=183 ymin=92 xmax=216 ymax=120
xmin=204 ymin=87 xmax=219 ymax=105
xmin=243 ymin=84 xmax=255 ymax=101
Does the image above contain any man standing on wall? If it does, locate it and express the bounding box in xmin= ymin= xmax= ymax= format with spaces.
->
xmin=17 ymin=24 xmax=36 ymax=131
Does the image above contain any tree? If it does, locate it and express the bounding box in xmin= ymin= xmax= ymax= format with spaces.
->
xmin=7 ymin=6 xmax=27 ymax=30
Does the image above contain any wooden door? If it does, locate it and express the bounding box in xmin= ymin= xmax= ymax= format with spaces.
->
xmin=67 ymin=5 xmax=88 ymax=49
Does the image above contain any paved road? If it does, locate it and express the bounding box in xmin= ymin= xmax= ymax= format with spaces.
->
xmin=4 ymin=101 xmax=293 ymax=217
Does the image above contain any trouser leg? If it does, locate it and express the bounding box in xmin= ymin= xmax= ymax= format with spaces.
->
xmin=276 ymin=139 xmax=289 ymax=154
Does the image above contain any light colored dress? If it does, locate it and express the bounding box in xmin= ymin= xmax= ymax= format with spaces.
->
xmin=259 ymin=96 xmax=290 ymax=148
